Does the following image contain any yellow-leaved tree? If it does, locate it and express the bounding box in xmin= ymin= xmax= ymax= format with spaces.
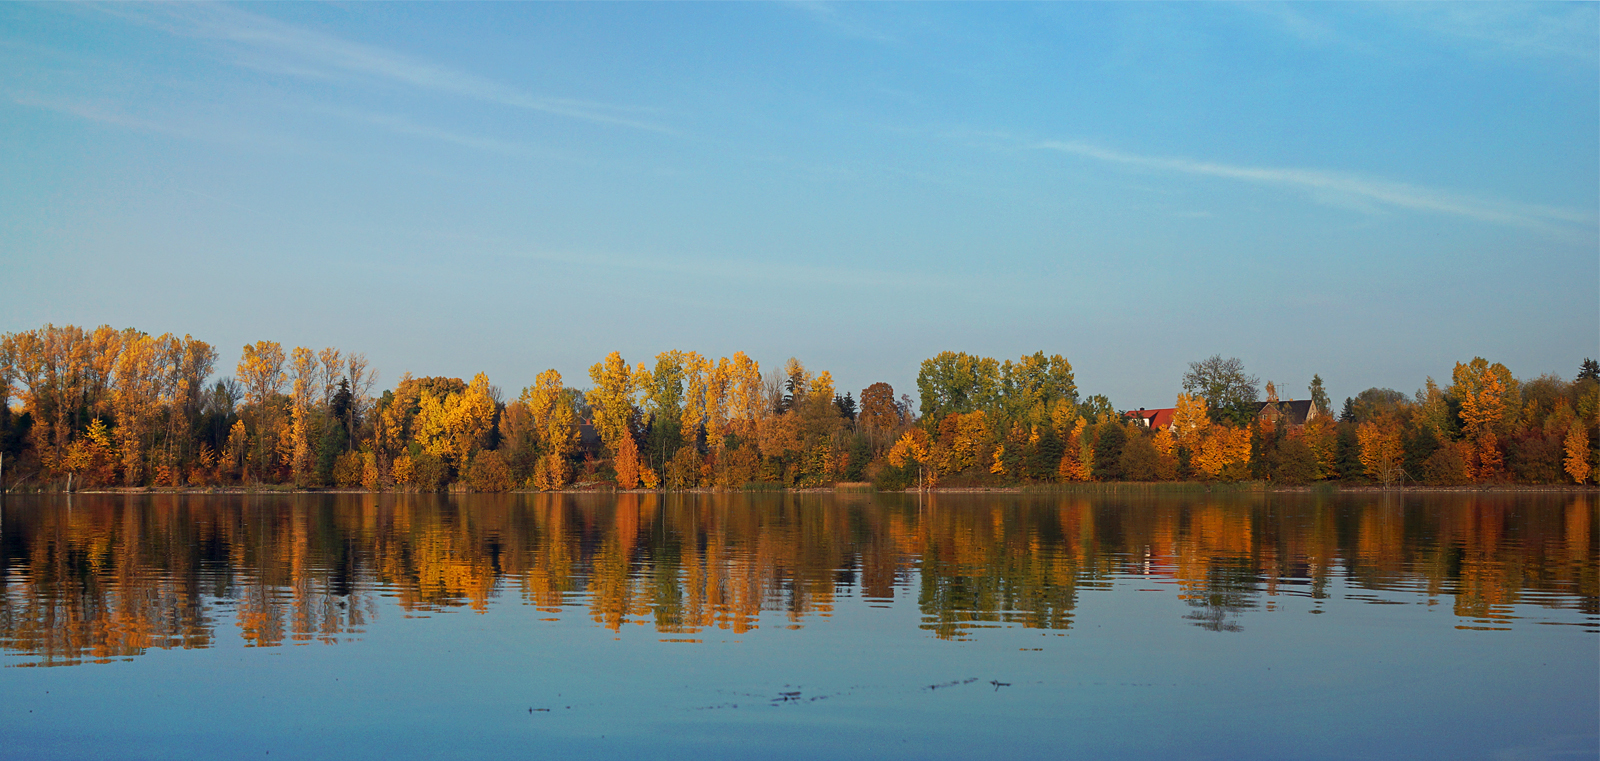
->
xmin=888 ymin=428 xmax=932 ymax=488
xmin=525 ymin=368 xmax=577 ymax=491
xmin=1452 ymin=358 xmax=1517 ymax=482
xmin=729 ymin=352 xmax=764 ymax=441
xmin=1565 ymin=420 xmax=1592 ymax=484
xmin=236 ymin=340 xmax=286 ymax=483
xmin=1058 ymin=418 xmax=1093 ymax=482
xmin=113 ymin=333 xmax=171 ymax=486
xmin=413 ymin=373 xmax=496 ymax=477
xmin=587 ymin=351 xmax=637 ymax=460
xmin=1171 ymin=393 xmax=1209 ymax=443
xmin=1192 ymin=425 xmax=1251 ymax=480
xmin=289 ymin=346 xmax=318 ymax=486
xmin=1356 ymin=420 xmax=1404 ymax=485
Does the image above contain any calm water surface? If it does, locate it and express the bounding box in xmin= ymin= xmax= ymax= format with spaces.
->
xmin=1 ymin=492 xmax=1595 ymax=760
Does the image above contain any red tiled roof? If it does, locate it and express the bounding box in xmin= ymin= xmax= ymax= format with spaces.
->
xmin=1124 ymin=407 xmax=1176 ymax=430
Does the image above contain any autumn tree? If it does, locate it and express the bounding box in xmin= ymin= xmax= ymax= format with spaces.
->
xmin=1565 ymin=420 xmax=1592 ymax=484
xmin=1057 ymin=418 xmax=1092 ymax=482
xmin=1357 ymin=420 xmax=1404 ymax=485
xmin=859 ymin=382 xmax=902 ymax=448
xmin=1191 ymin=425 xmax=1252 ymax=481
xmin=613 ymin=429 xmax=643 ymax=489
xmin=728 ymin=352 xmax=764 ymax=442
xmin=236 ymin=341 xmax=286 ymax=482
xmin=112 ymin=333 xmax=171 ymax=485
xmin=288 ymin=347 xmax=318 ymax=486
xmin=523 ymin=369 xmax=577 ymax=490
xmin=1171 ymin=394 xmax=1209 ymax=443
xmin=587 ymin=352 xmax=638 ymax=460
xmin=637 ymin=351 xmax=688 ymax=472
xmin=887 ymin=429 xmax=932 ymax=489
xmin=998 ymin=352 xmax=1078 ymax=424
xmin=412 ymin=372 xmax=497 ymax=479
xmin=1452 ymin=358 xmax=1517 ymax=482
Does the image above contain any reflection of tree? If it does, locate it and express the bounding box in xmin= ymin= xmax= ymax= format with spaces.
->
xmin=916 ymin=498 xmax=1094 ymax=639
xmin=0 ymin=492 xmax=1593 ymax=665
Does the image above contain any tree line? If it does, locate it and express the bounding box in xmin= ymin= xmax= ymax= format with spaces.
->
xmin=0 ymin=324 xmax=1595 ymax=491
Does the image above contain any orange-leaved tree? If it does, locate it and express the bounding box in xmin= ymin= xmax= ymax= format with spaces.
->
xmin=1356 ymin=420 xmax=1404 ymax=485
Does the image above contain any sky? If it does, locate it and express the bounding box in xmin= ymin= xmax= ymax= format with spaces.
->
xmin=2 ymin=2 xmax=1596 ymax=410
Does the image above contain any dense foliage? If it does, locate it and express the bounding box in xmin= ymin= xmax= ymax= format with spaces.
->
xmin=1 ymin=324 xmax=1595 ymax=491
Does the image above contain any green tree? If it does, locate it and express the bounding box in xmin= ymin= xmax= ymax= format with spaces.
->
xmin=1182 ymin=355 xmax=1258 ymax=427
xmin=917 ymin=351 xmax=1001 ymax=419
xmin=1308 ymin=375 xmax=1330 ymax=417
xmin=1092 ymin=423 xmax=1126 ymax=480
xmin=1078 ymin=394 xmax=1114 ymax=422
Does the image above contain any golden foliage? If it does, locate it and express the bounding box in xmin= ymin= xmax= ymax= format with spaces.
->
xmin=361 ymin=452 xmax=380 ymax=491
xmin=587 ymin=352 xmax=637 ymax=456
xmin=467 ymin=450 xmax=513 ymax=493
xmin=391 ymin=454 xmax=414 ymax=487
xmin=680 ymin=352 xmax=710 ymax=445
xmin=888 ymin=429 xmax=930 ymax=469
xmin=1058 ymin=418 xmax=1091 ymax=482
xmin=613 ymin=432 xmax=642 ymax=489
xmin=413 ymin=372 xmax=496 ymax=475
xmin=532 ymin=450 xmax=571 ymax=491
xmin=289 ymin=346 xmax=317 ymax=485
xmin=1564 ymin=421 xmax=1592 ymax=484
xmin=1454 ymin=358 xmax=1517 ymax=439
xmin=728 ymin=352 xmax=763 ymax=440
xmin=1357 ymin=421 xmax=1404 ymax=483
xmin=224 ymin=420 xmax=248 ymax=478
xmin=1302 ymin=414 xmax=1339 ymax=480
xmin=1049 ymin=400 xmax=1078 ymax=440
xmin=522 ymin=368 xmax=577 ymax=462
xmin=705 ymin=357 xmax=732 ymax=451
xmin=236 ymin=340 xmax=286 ymax=478
xmin=666 ymin=445 xmax=702 ymax=490
xmin=333 ymin=451 xmax=364 ymax=488
xmin=757 ymin=412 xmax=802 ymax=459
xmin=936 ymin=411 xmax=989 ymax=474
xmin=1192 ymin=425 xmax=1252 ymax=480
xmin=1171 ymin=393 xmax=1208 ymax=442
xmin=1151 ymin=427 xmax=1179 ymax=480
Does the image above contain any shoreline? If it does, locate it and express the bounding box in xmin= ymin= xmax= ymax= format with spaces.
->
xmin=9 ymin=483 xmax=1596 ymax=497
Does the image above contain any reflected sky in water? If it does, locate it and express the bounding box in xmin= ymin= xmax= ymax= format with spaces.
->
xmin=1 ymin=492 xmax=1595 ymax=760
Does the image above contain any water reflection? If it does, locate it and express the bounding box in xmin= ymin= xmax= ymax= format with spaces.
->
xmin=0 ymin=492 xmax=1593 ymax=666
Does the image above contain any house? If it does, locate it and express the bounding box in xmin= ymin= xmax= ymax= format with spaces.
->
xmin=1123 ymin=398 xmax=1324 ymax=431
xmin=1252 ymin=399 xmax=1322 ymax=428
xmin=1124 ymin=407 xmax=1176 ymax=431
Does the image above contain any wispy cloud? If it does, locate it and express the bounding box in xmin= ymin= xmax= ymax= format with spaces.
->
xmin=1247 ymin=3 xmax=1597 ymax=64
xmin=9 ymin=89 xmax=316 ymax=155
xmin=1036 ymin=140 xmax=1594 ymax=235
xmin=9 ymin=90 xmax=181 ymax=135
xmin=1381 ymin=3 xmax=1598 ymax=63
xmin=787 ymin=2 xmax=901 ymax=45
xmin=321 ymin=106 xmax=575 ymax=162
xmin=99 ymin=4 xmax=674 ymax=134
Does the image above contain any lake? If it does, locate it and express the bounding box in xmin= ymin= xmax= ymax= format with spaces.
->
xmin=1 ymin=491 xmax=1595 ymax=760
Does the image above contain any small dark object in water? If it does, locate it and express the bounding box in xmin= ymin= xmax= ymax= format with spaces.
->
xmin=991 ymin=680 xmax=1011 ymax=691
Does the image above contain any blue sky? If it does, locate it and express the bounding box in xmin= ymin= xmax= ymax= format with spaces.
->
xmin=2 ymin=2 xmax=1595 ymax=409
